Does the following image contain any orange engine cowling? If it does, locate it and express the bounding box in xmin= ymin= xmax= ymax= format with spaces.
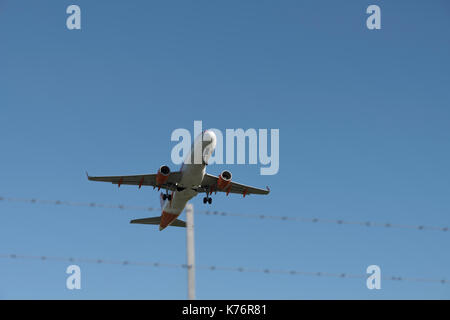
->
xmin=156 ymin=165 xmax=170 ymax=185
xmin=217 ymin=170 xmax=232 ymax=190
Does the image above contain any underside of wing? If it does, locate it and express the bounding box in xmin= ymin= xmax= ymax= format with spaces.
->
xmin=199 ymin=173 xmax=270 ymax=196
xmin=86 ymin=171 xmax=182 ymax=191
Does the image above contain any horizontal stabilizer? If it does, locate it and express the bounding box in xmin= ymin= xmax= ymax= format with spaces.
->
xmin=130 ymin=216 xmax=186 ymax=228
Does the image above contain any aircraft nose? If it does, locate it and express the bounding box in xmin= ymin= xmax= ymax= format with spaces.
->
xmin=203 ymin=130 xmax=216 ymax=144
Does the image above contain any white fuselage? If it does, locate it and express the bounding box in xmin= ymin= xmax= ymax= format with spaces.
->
xmin=162 ymin=130 xmax=216 ymax=216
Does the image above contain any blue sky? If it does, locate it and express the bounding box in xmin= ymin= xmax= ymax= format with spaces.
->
xmin=0 ymin=0 xmax=449 ymax=299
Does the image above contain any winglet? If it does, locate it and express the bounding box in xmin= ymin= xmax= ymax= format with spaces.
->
xmin=266 ymin=186 xmax=270 ymax=194
xmin=86 ymin=171 xmax=91 ymax=180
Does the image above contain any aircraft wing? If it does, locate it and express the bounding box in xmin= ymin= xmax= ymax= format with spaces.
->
xmin=198 ymin=173 xmax=270 ymax=196
xmin=86 ymin=171 xmax=182 ymax=191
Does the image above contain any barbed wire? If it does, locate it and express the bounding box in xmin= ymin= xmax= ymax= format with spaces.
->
xmin=1 ymin=195 xmax=448 ymax=233
xmin=0 ymin=253 xmax=447 ymax=285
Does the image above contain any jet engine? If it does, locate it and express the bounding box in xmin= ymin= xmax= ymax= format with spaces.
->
xmin=156 ymin=165 xmax=171 ymax=185
xmin=216 ymin=170 xmax=232 ymax=190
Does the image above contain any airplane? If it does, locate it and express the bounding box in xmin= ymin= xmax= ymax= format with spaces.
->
xmin=87 ymin=130 xmax=270 ymax=231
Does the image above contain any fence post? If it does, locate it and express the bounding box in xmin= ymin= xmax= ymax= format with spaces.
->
xmin=185 ymin=203 xmax=195 ymax=300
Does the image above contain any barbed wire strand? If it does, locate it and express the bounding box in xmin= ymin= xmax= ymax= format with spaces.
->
xmin=1 ymin=196 xmax=448 ymax=232
xmin=0 ymin=253 xmax=447 ymax=285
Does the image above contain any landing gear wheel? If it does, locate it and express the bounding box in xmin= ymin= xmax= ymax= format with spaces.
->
xmin=203 ymin=197 xmax=207 ymax=204
xmin=208 ymin=197 xmax=212 ymax=204
xmin=162 ymin=194 xmax=167 ymax=201
xmin=167 ymin=194 xmax=172 ymax=201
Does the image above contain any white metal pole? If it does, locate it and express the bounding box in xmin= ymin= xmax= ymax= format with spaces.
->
xmin=185 ymin=203 xmax=195 ymax=300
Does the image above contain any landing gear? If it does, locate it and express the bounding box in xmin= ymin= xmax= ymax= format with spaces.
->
xmin=162 ymin=193 xmax=172 ymax=201
xmin=203 ymin=195 xmax=212 ymax=204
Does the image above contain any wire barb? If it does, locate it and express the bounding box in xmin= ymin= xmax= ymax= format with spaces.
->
xmin=0 ymin=253 xmax=447 ymax=285
xmin=1 ymin=195 xmax=448 ymax=233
